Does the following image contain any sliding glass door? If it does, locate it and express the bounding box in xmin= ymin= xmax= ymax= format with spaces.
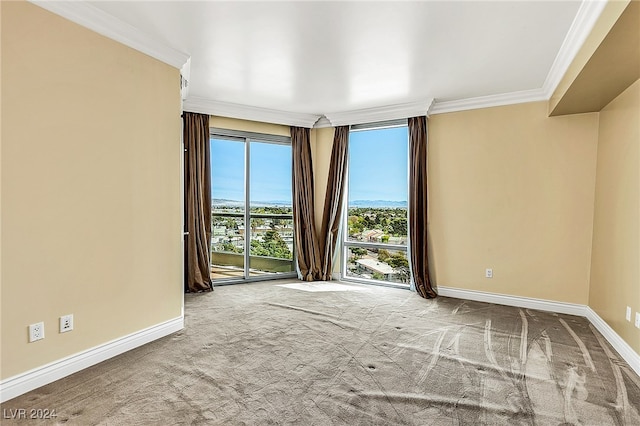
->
xmin=211 ymin=137 xmax=246 ymax=279
xmin=210 ymin=130 xmax=296 ymax=283
xmin=248 ymin=141 xmax=295 ymax=275
xmin=342 ymin=122 xmax=410 ymax=287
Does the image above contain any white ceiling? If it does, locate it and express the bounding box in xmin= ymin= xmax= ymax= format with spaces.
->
xmin=66 ymin=1 xmax=595 ymax=119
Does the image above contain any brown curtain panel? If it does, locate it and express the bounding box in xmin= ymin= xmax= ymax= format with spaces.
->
xmin=183 ymin=112 xmax=213 ymax=292
xmin=408 ymin=116 xmax=437 ymax=298
xmin=319 ymin=126 xmax=349 ymax=281
xmin=291 ymin=126 xmax=322 ymax=281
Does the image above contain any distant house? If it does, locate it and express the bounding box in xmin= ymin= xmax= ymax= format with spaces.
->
xmin=362 ymin=229 xmax=385 ymax=242
xmin=237 ymin=225 xmax=270 ymax=237
xmin=356 ymin=258 xmax=396 ymax=281
xmin=212 ymin=226 xmax=227 ymax=237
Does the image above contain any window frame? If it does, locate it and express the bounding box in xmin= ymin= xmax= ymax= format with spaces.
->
xmin=340 ymin=119 xmax=411 ymax=289
xmin=209 ymin=127 xmax=297 ymax=285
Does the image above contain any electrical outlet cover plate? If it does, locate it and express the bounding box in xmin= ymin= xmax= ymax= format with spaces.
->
xmin=635 ymin=312 xmax=640 ymax=329
xmin=60 ymin=314 xmax=73 ymax=333
xmin=626 ymin=306 xmax=632 ymax=321
xmin=485 ymin=268 xmax=493 ymax=278
xmin=29 ymin=322 xmax=45 ymax=342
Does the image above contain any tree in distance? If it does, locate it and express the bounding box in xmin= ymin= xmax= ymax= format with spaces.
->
xmin=250 ymin=230 xmax=292 ymax=259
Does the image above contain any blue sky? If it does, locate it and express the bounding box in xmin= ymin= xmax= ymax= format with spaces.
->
xmin=348 ymin=126 xmax=408 ymax=203
xmin=211 ymin=126 xmax=408 ymax=204
xmin=211 ymin=139 xmax=292 ymax=203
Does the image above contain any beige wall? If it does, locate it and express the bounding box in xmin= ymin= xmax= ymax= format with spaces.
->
xmin=210 ymin=116 xmax=290 ymax=137
xmin=427 ymin=102 xmax=599 ymax=304
xmin=1 ymin=2 xmax=183 ymax=379
xmin=311 ymin=127 xmax=335 ymax=236
xmin=589 ymin=79 xmax=640 ymax=353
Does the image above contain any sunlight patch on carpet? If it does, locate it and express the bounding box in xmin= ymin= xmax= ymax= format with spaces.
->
xmin=277 ymin=282 xmax=370 ymax=292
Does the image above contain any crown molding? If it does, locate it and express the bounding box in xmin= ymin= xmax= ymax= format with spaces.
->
xmin=29 ymin=1 xmax=190 ymax=70
xmin=430 ymin=88 xmax=547 ymax=115
xmin=541 ymin=0 xmax=608 ymax=98
xmin=325 ymin=99 xmax=434 ymax=127
xmin=313 ymin=117 xmax=333 ymax=129
xmin=184 ymin=97 xmax=321 ymax=128
xmin=185 ymin=98 xmax=436 ymax=129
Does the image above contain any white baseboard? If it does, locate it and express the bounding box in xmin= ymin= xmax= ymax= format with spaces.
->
xmin=437 ymin=285 xmax=640 ymax=377
xmin=437 ymin=285 xmax=586 ymax=316
xmin=0 ymin=316 xmax=184 ymax=403
xmin=585 ymin=307 xmax=640 ymax=377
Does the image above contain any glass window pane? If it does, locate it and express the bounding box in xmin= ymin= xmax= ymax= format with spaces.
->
xmin=249 ymin=141 xmax=292 ymax=210
xmin=211 ymin=215 xmax=245 ymax=279
xmin=211 ymin=138 xmax=245 ymax=213
xmin=347 ymin=207 xmax=408 ymax=246
xmin=210 ymin=138 xmax=245 ymax=280
xmin=347 ymin=127 xmax=408 ymax=246
xmin=249 ymin=141 xmax=294 ymax=275
xmin=344 ymin=125 xmax=409 ymax=287
xmin=345 ymin=247 xmax=410 ymax=285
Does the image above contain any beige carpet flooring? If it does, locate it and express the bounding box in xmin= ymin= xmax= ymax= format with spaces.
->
xmin=2 ymin=279 xmax=640 ymax=425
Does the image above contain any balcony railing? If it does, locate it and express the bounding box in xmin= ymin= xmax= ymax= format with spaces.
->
xmin=211 ymin=210 xmax=295 ymax=279
xmin=211 ymin=251 xmax=295 ymax=279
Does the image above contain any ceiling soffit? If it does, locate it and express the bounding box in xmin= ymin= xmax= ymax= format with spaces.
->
xmin=550 ymin=0 xmax=640 ymax=116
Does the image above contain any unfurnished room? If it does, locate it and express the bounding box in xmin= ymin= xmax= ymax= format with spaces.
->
xmin=1 ymin=0 xmax=639 ymax=424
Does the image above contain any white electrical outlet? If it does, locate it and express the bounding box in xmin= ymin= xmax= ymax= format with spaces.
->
xmin=635 ymin=312 xmax=640 ymax=329
xmin=626 ymin=306 xmax=632 ymax=321
xmin=60 ymin=314 xmax=74 ymax=333
xmin=485 ymin=268 xmax=493 ymax=278
xmin=29 ymin=322 xmax=45 ymax=342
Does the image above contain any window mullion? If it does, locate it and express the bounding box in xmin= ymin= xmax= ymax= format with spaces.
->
xmin=243 ymin=137 xmax=251 ymax=279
